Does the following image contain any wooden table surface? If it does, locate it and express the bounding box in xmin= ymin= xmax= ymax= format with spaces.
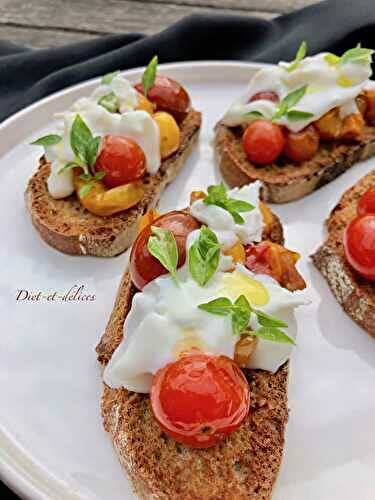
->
xmin=0 ymin=0 xmax=316 ymax=48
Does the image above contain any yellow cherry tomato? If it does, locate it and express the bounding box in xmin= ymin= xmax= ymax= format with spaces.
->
xmin=135 ymin=93 xmax=154 ymax=115
xmin=223 ymin=240 xmax=246 ymax=265
xmin=189 ymin=190 xmax=206 ymax=205
xmin=74 ymin=174 xmax=144 ymax=217
xmin=153 ymin=111 xmax=180 ymax=159
xmin=259 ymin=201 xmax=274 ymax=231
xmin=138 ymin=208 xmax=161 ymax=233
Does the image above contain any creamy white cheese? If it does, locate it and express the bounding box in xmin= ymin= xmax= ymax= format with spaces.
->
xmin=222 ymin=53 xmax=372 ymax=133
xmin=190 ymin=182 xmax=264 ymax=250
xmin=103 ymin=258 xmax=308 ymax=393
xmin=44 ymin=74 xmax=161 ymax=199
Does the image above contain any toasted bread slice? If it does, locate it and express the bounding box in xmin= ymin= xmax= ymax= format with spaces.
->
xmin=312 ymin=170 xmax=375 ymax=337
xmin=96 ymin=216 xmax=289 ymax=500
xmin=25 ymin=110 xmax=201 ymax=257
xmin=215 ymin=122 xmax=375 ymax=203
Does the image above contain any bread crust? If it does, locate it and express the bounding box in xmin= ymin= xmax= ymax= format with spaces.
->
xmin=25 ymin=110 xmax=201 ymax=257
xmin=312 ymin=170 xmax=375 ymax=337
xmin=96 ymin=215 xmax=289 ymax=500
xmin=215 ymin=122 xmax=375 ymax=203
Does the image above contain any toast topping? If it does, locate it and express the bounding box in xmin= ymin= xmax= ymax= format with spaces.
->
xmin=190 ymin=182 xmax=264 ymax=250
xmin=222 ymin=43 xmax=373 ymax=133
xmin=31 ymin=57 xmax=193 ymax=219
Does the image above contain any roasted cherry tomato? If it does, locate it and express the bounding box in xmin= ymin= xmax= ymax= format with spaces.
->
xmin=344 ymin=215 xmax=375 ymax=280
xmin=151 ymin=353 xmax=250 ymax=449
xmin=245 ymin=241 xmax=306 ymax=291
xmin=249 ymin=91 xmax=279 ymax=103
xmin=95 ymin=135 xmax=146 ymax=188
xmin=284 ymin=125 xmax=320 ymax=162
xmin=242 ymin=120 xmax=285 ymax=165
xmin=358 ymin=187 xmax=375 ymax=216
xmin=130 ymin=211 xmax=200 ymax=290
xmin=135 ymin=75 xmax=190 ymax=123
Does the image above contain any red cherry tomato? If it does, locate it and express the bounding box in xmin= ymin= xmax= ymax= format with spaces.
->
xmin=249 ymin=91 xmax=279 ymax=103
xmin=130 ymin=211 xmax=200 ymax=290
xmin=344 ymin=214 xmax=375 ymax=280
xmin=242 ymin=120 xmax=285 ymax=165
xmin=151 ymin=353 xmax=250 ymax=449
xmin=95 ymin=135 xmax=146 ymax=188
xmin=135 ymin=75 xmax=190 ymax=123
xmin=358 ymin=187 xmax=375 ymax=216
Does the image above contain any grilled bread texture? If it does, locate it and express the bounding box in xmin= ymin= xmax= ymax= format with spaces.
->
xmin=215 ymin=122 xmax=375 ymax=203
xmin=312 ymin=170 xmax=375 ymax=337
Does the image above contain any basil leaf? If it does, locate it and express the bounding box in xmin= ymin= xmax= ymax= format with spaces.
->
xmin=252 ymin=326 xmax=295 ymax=345
xmin=273 ymin=85 xmax=308 ymax=120
xmin=101 ymin=70 xmax=120 ymax=85
xmin=87 ymin=136 xmax=101 ymax=168
xmin=232 ymin=295 xmax=251 ymax=336
xmin=198 ymin=297 xmax=233 ymax=316
xmin=79 ymin=173 xmax=92 ymax=181
xmin=58 ymin=162 xmax=78 ymax=175
xmin=94 ymin=171 xmax=106 ymax=180
xmin=340 ymin=45 xmax=374 ymax=65
xmin=79 ymin=182 xmax=95 ymax=198
xmin=142 ymin=55 xmax=158 ymax=97
xmin=254 ymin=310 xmax=288 ymax=328
xmin=189 ymin=227 xmax=221 ymax=286
xmin=98 ymin=91 xmax=119 ymax=113
xmin=147 ymin=226 xmax=178 ymax=280
xmin=203 ymin=183 xmax=254 ymax=225
xmin=286 ymin=41 xmax=307 ymax=72
xmin=244 ymin=110 xmax=264 ymax=119
xmin=70 ymin=114 xmax=93 ymax=165
xmin=286 ymin=110 xmax=315 ymax=121
xmin=31 ymin=134 xmax=62 ymax=147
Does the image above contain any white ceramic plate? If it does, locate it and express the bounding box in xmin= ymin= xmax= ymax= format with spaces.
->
xmin=1 ymin=61 xmax=375 ymax=500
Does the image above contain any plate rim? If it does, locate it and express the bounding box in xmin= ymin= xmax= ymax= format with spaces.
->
xmin=0 ymin=59 xmax=269 ymax=500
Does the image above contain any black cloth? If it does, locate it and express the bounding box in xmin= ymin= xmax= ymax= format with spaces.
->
xmin=1 ymin=0 xmax=374 ymax=497
xmin=1 ymin=0 xmax=375 ymax=123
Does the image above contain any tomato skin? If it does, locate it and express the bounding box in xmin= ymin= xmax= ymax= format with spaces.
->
xmin=95 ymin=135 xmax=146 ymax=188
xmin=151 ymin=353 xmax=250 ymax=449
xmin=129 ymin=211 xmax=200 ymax=290
xmin=249 ymin=91 xmax=279 ymax=103
xmin=358 ymin=187 xmax=375 ymax=216
xmin=344 ymin=215 xmax=375 ymax=281
xmin=135 ymin=75 xmax=190 ymax=123
xmin=242 ymin=120 xmax=285 ymax=165
xmin=284 ymin=125 xmax=320 ymax=162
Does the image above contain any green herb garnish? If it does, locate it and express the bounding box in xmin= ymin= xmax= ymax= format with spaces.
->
xmin=271 ymin=85 xmax=314 ymax=122
xmin=286 ymin=41 xmax=307 ymax=72
xmin=244 ymin=110 xmax=264 ymax=119
xmin=340 ymin=44 xmax=374 ymax=65
xmin=101 ymin=70 xmax=120 ymax=85
xmin=98 ymin=91 xmax=119 ymax=113
xmin=31 ymin=134 xmax=62 ymax=147
xmin=203 ymin=183 xmax=254 ymax=225
xmin=198 ymin=294 xmax=294 ymax=343
xmin=142 ymin=55 xmax=158 ymax=97
xmin=147 ymin=226 xmax=179 ymax=283
xmin=57 ymin=114 xmax=103 ymax=197
xmin=189 ymin=226 xmax=221 ymax=287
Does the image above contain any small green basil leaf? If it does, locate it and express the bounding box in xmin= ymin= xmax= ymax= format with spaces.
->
xmin=286 ymin=41 xmax=307 ymax=72
xmin=198 ymin=297 xmax=233 ymax=316
xmin=244 ymin=110 xmax=264 ymax=119
xmin=147 ymin=225 xmax=178 ymax=281
xmin=340 ymin=45 xmax=374 ymax=65
xmin=254 ymin=310 xmax=288 ymax=328
xmin=79 ymin=182 xmax=95 ymax=198
xmin=252 ymin=326 xmax=295 ymax=344
xmin=79 ymin=173 xmax=92 ymax=181
xmin=142 ymin=55 xmax=158 ymax=97
xmin=98 ymin=91 xmax=119 ymax=113
xmin=87 ymin=136 xmax=101 ymax=168
xmin=58 ymin=162 xmax=79 ymax=175
xmin=273 ymin=85 xmax=308 ymax=120
xmin=232 ymin=295 xmax=252 ymax=335
xmin=94 ymin=170 xmax=106 ymax=180
xmin=31 ymin=134 xmax=62 ymax=147
xmin=101 ymin=70 xmax=120 ymax=85
xmin=286 ymin=110 xmax=315 ymax=121
xmin=70 ymin=114 xmax=94 ymax=165
xmin=189 ymin=227 xmax=221 ymax=287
